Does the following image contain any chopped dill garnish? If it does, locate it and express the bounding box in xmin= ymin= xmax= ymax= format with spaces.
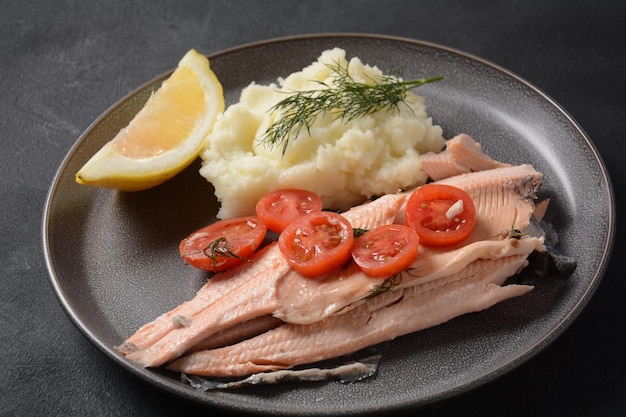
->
xmin=366 ymin=273 xmax=403 ymax=299
xmin=181 ymin=237 xmax=251 ymax=271
xmin=506 ymin=228 xmax=528 ymax=239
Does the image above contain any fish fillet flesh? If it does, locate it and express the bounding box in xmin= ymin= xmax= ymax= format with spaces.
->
xmin=122 ymin=190 xmax=401 ymax=367
xmin=117 ymin=243 xmax=288 ymax=355
xmin=118 ymin=134 xmax=545 ymax=373
xmin=276 ymin=236 xmax=544 ymax=324
xmin=118 ymin=133 xmax=491 ymax=355
xmin=167 ymin=254 xmax=533 ymax=377
xmin=274 ymin=164 xmax=542 ymax=324
xmin=187 ymin=315 xmax=283 ymax=352
xmin=419 ymin=133 xmax=511 ymax=180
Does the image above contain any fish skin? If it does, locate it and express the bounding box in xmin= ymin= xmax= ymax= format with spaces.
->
xmin=167 ymin=254 xmax=533 ymax=377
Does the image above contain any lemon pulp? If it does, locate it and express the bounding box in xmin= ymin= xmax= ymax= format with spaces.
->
xmin=75 ymin=49 xmax=224 ymax=191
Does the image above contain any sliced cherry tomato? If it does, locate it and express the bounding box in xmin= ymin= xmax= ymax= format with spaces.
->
xmin=256 ymin=188 xmax=323 ymax=233
xmin=278 ymin=211 xmax=354 ymax=278
xmin=405 ymin=184 xmax=476 ymax=247
xmin=351 ymin=224 xmax=419 ymax=277
xmin=179 ymin=216 xmax=267 ymax=272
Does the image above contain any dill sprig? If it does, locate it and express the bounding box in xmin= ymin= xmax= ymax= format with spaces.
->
xmin=261 ymin=61 xmax=443 ymax=155
xmin=353 ymin=227 xmax=369 ymax=238
xmin=366 ymin=273 xmax=403 ymax=299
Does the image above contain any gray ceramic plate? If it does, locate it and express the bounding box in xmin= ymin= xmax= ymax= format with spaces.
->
xmin=43 ymin=34 xmax=615 ymax=416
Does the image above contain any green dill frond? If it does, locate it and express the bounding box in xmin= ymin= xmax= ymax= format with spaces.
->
xmin=261 ymin=60 xmax=443 ymax=155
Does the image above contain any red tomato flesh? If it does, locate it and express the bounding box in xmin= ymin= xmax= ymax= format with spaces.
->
xmin=405 ymin=184 xmax=476 ymax=247
xmin=278 ymin=211 xmax=354 ymax=278
xmin=351 ymin=224 xmax=419 ymax=277
xmin=256 ymin=188 xmax=323 ymax=233
xmin=179 ymin=216 xmax=267 ymax=272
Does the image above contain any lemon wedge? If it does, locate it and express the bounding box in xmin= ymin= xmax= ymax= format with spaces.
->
xmin=75 ymin=49 xmax=224 ymax=191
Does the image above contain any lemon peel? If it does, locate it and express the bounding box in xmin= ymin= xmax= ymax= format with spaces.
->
xmin=75 ymin=49 xmax=224 ymax=191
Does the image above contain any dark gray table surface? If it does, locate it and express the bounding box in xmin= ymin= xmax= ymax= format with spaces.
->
xmin=2 ymin=1 xmax=625 ymax=416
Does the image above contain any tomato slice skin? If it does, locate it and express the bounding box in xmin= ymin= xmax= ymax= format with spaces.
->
xmin=351 ymin=224 xmax=419 ymax=277
xmin=278 ymin=211 xmax=354 ymax=278
xmin=405 ymin=184 xmax=476 ymax=247
xmin=179 ymin=216 xmax=267 ymax=272
xmin=256 ymin=188 xmax=323 ymax=233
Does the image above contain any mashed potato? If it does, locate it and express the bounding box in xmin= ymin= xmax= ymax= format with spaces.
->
xmin=199 ymin=48 xmax=445 ymax=219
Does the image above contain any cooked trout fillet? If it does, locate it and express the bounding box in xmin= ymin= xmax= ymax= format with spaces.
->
xmin=276 ymin=236 xmax=544 ymax=324
xmin=123 ymin=242 xmax=284 ymax=366
xmin=118 ymin=134 xmax=493 ymax=354
xmin=274 ymin=164 xmax=543 ymax=324
xmin=123 ymin=191 xmax=401 ymax=367
xmin=117 ymin=243 xmax=288 ymax=355
xmin=186 ymin=315 xmax=284 ymax=352
xmin=419 ymin=133 xmax=511 ymax=180
xmin=119 ymin=135 xmax=544 ymax=370
xmin=167 ymin=253 xmax=533 ymax=377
